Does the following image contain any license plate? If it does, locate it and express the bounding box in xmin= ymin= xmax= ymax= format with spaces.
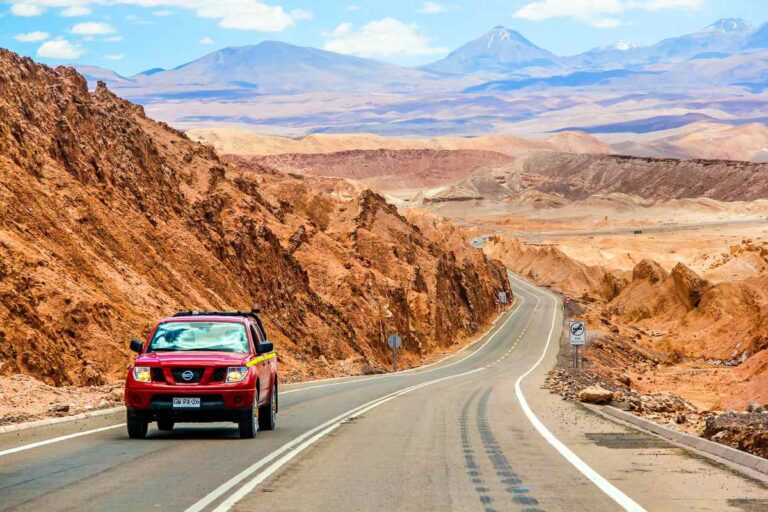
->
xmin=172 ymin=397 xmax=201 ymax=408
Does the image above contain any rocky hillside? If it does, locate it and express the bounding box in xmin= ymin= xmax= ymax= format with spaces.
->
xmin=430 ymin=151 xmax=768 ymax=204
xmin=486 ymin=235 xmax=768 ymax=410
xmin=240 ymin=149 xmax=515 ymax=191
xmin=484 ymin=237 xmax=628 ymax=302
xmin=0 ymin=49 xmax=511 ymax=386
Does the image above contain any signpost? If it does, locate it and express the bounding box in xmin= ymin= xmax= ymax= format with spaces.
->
xmin=387 ymin=333 xmax=402 ymax=372
xmin=569 ymin=321 xmax=586 ymax=369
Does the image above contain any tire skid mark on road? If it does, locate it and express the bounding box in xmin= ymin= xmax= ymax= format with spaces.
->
xmin=460 ymin=390 xmax=495 ymax=512
xmin=191 ymin=367 xmax=486 ymax=512
xmin=476 ymin=388 xmax=544 ymax=512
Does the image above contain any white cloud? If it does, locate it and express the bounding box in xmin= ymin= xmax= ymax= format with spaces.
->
xmin=323 ymin=17 xmax=448 ymax=58
xmin=102 ymin=34 xmax=123 ymax=42
xmin=13 ymin=1 xmax=312 ymax=32
xmin=70 ymin=22 xmax=117 ymax=35
xmin=346 ymin=4 xmax=361 ymax=11
xmin=196 ymin=2 xmax=309 ymax=31
xmin=641 ymin=0 xmax=702 ymax=9
xmin=290 ymin=7 xmax=312 ymax=20
xmin=152 ymin=9 xmax=171 ymax=16
xmin=418 ymin=1 xmax=452 ymax=14
xmin=37 ymin=38 xmax=84 ymax=59
xmin=105 ymin=52 xmax=124 ymax=60
xmin=10 ymin=3 xmax=45 ymax=16
xmin=61 ymin=5 xmax=91 ymax=17
xmin=199 ymin=36 xmax=214 ymax=44
xmin=513 ymin=0 xmax=702 ymax=26
xmin=15 ymin=31 xmax=50 ymax=42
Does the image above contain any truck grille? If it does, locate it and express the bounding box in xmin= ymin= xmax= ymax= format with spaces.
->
xmin=171 ymin=367 xmax=205 ymax=383
xmin=210 ymin=367 xmax=227 ymax=383
xmin=151 ymin=368 xmax=166 ymax=383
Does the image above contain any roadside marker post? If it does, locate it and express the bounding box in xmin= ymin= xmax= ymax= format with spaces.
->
xmin=569 ymin=321 xmax=586 ymax=369
xmin=387 ymin=333 xmax=402 ymax=372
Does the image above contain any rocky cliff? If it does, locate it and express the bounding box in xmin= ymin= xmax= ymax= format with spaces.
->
xmin=0 ymin=49 xmax=511 ymax=386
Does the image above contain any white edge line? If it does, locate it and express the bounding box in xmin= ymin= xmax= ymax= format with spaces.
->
xmin=0 ymin=424 xmax=125 ymax=458
xmin=510 ymin=274 xmax=646 ymax=512
xmin=187 ymin=367 xmax=485 ymax=512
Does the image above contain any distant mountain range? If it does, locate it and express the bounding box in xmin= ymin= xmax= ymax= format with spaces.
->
xmin=76 ymin=41 xmax=456 ymax=96
xmin=76 ymin=18 xmax=768 ymax=97
xmin=65 ymin=18 xmax=768 ymax=141
xmin=572 ymin=18 xmax=759 ymax=68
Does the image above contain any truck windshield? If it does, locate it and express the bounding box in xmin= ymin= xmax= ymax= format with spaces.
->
xmin=148 ymin=322 xmax=249 ymax=353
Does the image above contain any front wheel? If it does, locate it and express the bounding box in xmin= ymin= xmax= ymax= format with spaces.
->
xmin=238 ymin=392 xmax=258 ymax=439
xmin=258 ymin=384 xmax=277 ymax=431
xmin=127 ymin=410 xmax=148 ymax=439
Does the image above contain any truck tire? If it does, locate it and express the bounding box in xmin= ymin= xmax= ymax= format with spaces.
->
xmin=238 ymin=392 xmax=258 ymax=439
xmin=157 ymin=418 xmax=174 ymax=431
xmin=258 ymin=384 xmax=277 ymax=431
xmin=127 ymin=409 xmax=148 ymax=439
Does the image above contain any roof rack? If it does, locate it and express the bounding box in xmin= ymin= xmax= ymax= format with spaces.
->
xmin=171 ymin=307 xmax=267 ymax=338
xmin=172 ymin=308 xmax=261 ymax=319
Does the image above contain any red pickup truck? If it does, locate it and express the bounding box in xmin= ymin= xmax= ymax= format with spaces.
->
xmin=124 ymin=309 xmax=278 ymax=439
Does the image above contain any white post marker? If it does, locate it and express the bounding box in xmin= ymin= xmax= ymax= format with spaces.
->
xmin=387 ymin=333 xmax=402 ymax=372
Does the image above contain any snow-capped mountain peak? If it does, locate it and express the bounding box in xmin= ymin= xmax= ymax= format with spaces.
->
xmin=422 ymin=26 xmax=558 ymax=74
xmin=608 ymin=40 xmax=644 ymax=51
xmin=701 ymin=18 xmax=752 ymax=33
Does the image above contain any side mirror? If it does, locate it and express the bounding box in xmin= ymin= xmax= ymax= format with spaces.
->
xmin=130 ymin=339 xmax=144 ymax=354
xmin=258 ymin=341 xmax=274 ymax=354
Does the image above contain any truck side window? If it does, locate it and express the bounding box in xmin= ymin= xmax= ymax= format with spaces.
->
xmin=250 ymin=324 xmax=262 ymax=346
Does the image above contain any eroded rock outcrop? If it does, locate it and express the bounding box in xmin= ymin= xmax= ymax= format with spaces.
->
xmin=0 ymin=49 xmax=511 ymax=386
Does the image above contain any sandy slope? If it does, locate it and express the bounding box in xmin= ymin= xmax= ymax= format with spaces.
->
xmin=614 ymin=122 xmax=768 ymax=162
xmin=188 ymin=127 xmax=612 ymax=157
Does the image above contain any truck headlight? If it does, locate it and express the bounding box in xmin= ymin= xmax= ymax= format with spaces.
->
xmin=226 ymin=367 xmax=247 ymax=383
xmin=133 ymin=366 xmax=151 ymax=383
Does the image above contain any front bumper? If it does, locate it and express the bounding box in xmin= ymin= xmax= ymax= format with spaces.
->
xmin=125 ymin=386 xmax=256 ymax=422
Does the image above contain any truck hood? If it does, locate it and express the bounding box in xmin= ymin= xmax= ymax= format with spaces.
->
xmin=136 ymin=351 xmax=249 ymax=367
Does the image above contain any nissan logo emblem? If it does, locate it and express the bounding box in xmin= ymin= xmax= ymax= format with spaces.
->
xmin=181 ymin=370 xmax=194 ymax=381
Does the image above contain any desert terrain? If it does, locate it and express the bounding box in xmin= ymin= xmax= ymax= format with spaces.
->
xmin=0 ymin=50 xmax=511 ymax=424
xmin=203 ymin=121 xmax=768 ymax=457
xmin=2 ymin=20 xmax=768 ymax=457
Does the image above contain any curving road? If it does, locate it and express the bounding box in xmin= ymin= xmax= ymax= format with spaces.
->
xmin=2 ymin=275 xmax=767 ymax=511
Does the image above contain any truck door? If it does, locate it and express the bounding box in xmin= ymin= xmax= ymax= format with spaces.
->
xmin=250 ymin=324 xmax=270 ymax=404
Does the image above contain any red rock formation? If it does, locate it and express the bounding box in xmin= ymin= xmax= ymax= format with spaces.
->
xmin=0 ymin=49 xmax=511 ymax=385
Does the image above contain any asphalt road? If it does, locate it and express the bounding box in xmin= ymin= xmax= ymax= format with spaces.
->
xmin=2 ymin=275 xmax=768 ymax=511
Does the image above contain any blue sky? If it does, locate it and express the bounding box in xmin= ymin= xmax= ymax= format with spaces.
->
xmin=1 ymin=0 xmax=766 ymax=75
